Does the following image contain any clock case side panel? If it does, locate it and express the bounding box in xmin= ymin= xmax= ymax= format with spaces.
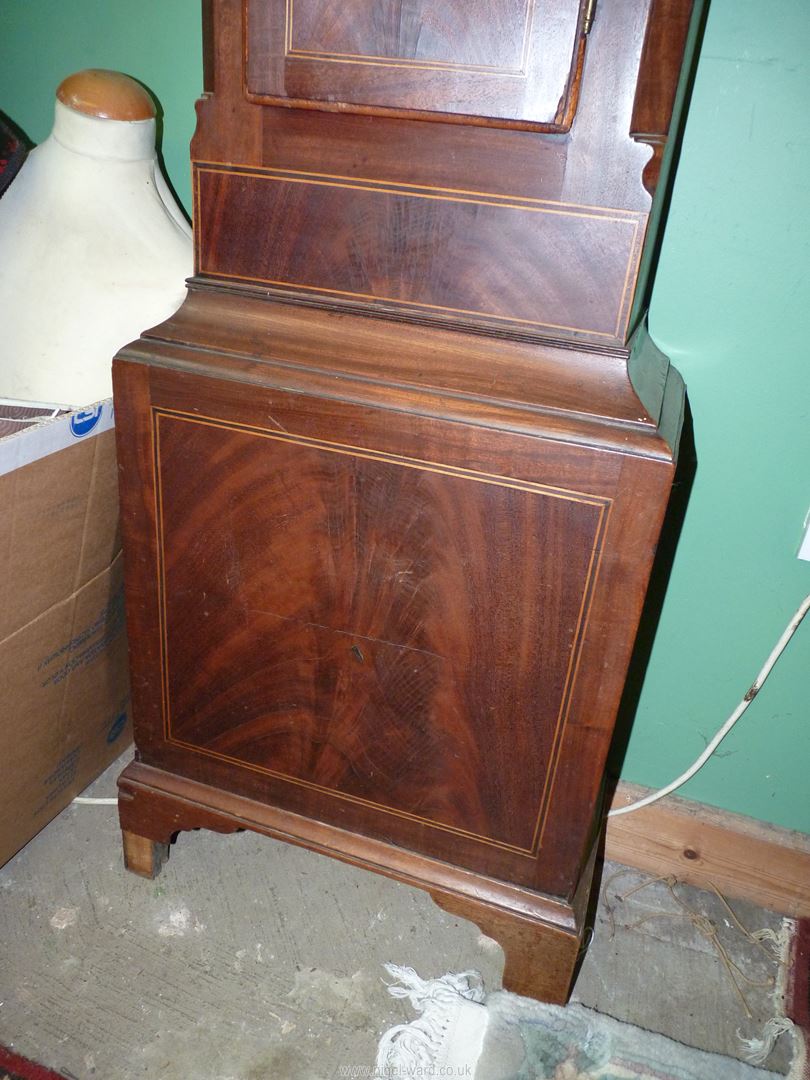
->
xmin=112 ymin=360 xmax=168 ymax=764
xmin=112 ymin=336 xmax=681 ymax=902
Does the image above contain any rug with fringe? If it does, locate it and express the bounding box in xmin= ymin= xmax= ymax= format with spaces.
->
xmin=484 ymin=993 xmax=788 ymax=1080
xmin=376 ymin=965 xmax=796 ymax=1080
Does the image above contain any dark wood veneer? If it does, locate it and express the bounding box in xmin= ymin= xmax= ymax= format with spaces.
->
xmin=195 ymin=164 xmax=644 ymax=340
xmin=115 ymin=0 xmax=700 ymax=1004
xmin=245 ymin=0 xmax=590 ymax=132
xmin=115 ymin=297 xmax=682 ymax=898
xmin=156 ymin=407 xmax=608 ymax=864
xmin=189 ymin=0 xmax=698 ymax=345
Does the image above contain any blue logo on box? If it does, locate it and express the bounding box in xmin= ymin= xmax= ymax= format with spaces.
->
xmin=70 ymin=405 xmax=103 ymax=438
xmin=107 ymin=711 xmax=128 ymax=744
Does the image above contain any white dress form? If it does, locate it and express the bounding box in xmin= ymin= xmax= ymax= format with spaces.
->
xmin=0 ymin=69 xmax=192 ymax=408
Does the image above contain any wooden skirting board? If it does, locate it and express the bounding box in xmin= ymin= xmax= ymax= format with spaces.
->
xmin=606 ymin=782 xmax=810 ymax=917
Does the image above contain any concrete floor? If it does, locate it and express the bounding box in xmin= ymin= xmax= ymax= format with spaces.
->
xmin=0 ymin=751 xmax=793 ymax=1079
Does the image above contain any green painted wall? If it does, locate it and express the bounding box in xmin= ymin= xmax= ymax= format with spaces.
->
xmin=2 ymin=1 xmax=807 ymax=832
xmin=628 ymin=0 xmax=810 ymax=832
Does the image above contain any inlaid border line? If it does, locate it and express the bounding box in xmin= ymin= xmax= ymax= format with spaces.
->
xmin=283 ymin=0 xmax=534 ymax=77
xmin=151 ymin=406 xmax=612 ymax=857
xmin=194 ymin=166 xmax=640 ymax=340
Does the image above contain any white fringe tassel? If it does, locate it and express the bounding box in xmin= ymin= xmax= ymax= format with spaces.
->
xmin=737 ymin=1016 xmax=795 ymax=1065
xmin=751 ymin=923 xmax=793 ymax=957
xmin=375 ymin=964 xmax=487 ymax=1075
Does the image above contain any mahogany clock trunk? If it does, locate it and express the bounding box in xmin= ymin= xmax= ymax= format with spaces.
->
xmin=114 ymin=0 xmax=699 ymax=1003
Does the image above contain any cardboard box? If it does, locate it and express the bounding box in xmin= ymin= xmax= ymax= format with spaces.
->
xmin=0 ymin=400 xmax=132 ymax=867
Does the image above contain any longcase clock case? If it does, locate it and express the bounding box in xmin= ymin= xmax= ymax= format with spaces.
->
xmin=113 ymin=0 xmax=698 ymax=1003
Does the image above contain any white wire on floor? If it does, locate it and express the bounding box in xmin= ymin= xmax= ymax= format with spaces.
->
xmin=609 ymin=592 xmax=810 ymax=818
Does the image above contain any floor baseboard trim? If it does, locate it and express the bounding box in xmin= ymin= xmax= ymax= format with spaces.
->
xmin=606 ymin=782 xmax=810 ymax=917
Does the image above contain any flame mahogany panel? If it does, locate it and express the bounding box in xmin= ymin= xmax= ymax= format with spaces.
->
xmin=245 ymin=0 xmax=587 ymax=130
xmin=194 ymin=165 xmax=644 ymax=340
xmin=155 ymin=408 xmax=608 ymax=864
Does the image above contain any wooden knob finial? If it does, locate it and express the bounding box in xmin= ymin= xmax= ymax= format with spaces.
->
xmin=57 ymin=69 xmax=155 ymax=122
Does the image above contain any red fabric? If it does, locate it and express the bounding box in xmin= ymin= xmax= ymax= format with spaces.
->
xmin=0 ymin=1045 xmax=65 ymax=1080
xmin=787 ymin=920 xmax=810 ymax=1080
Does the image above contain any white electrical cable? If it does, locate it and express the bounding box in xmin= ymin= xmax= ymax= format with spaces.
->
xmin=608 ymin=592 xmax=810 ymax=818
xmin=72 ymin=796 xmax=118 ymax=805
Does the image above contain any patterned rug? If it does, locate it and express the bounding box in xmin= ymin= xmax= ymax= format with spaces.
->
xmin=489 ymin=995 xmax=786 ymax=1080
xmin=376 ymin=967 xmax=793 ymax=1080
xmin=0 ymin=1045 xmax=64 ymax=1080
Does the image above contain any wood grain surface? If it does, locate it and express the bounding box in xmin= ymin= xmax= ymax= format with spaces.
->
xmin=112 ymin=0 xmax=700 ymax=1007
xmin=194 ymin=165 xmax=643 ymax=340
xmin=192 ymin=0 xmax=698 ymax=346
xmin=113 ymin=304 xmax=679 ymax=896
xmin=607 ymin=783 xmax=810 ymax=917
xmin=245 ymin=0 xmax=587 ymax=131
xmin=155 ymin=408 xmax=606 ymax=857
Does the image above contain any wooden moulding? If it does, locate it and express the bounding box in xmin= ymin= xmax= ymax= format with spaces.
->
xmin=630 ymin=0 xmax=697 ymax=195
xmin=607 ymin=782 xmax=810 ymax=918
xmin=192 ymin=0 xmax=700 ymax=348
xmin=121 ymin=766 xmax=810 ymax=921
xmin=118 ymin=761 xmax=595 ymax=1004
xmin=133 ymin=286 xmax=677 ymax=461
